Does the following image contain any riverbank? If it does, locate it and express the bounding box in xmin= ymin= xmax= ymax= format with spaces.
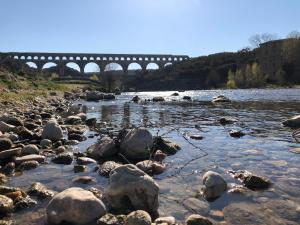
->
xmin=0 ymin=88 xmax=300 ymax=224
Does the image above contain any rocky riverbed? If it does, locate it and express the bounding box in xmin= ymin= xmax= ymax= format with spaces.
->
xmin=0 ymin=89 xmax=300 ymax=225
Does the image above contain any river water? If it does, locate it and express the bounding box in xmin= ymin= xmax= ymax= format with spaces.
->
xmin=11 ymin=89 xmax=300 ymax=225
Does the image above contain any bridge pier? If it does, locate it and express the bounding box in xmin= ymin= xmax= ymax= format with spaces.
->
xmin=58 ymin=63 xmax=65 ymax=77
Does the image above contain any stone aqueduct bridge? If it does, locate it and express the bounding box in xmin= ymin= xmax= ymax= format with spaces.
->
xmin=7 ymin=52 xmax=189 ymax=76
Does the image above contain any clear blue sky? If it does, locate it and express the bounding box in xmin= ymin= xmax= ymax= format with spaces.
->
xmin=0 ymin=0 xmax=299 ymax=58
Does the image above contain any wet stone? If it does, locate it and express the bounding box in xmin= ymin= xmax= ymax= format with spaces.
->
xmin=97 ymin=213 xmax=125 ymax=225
xmin=15 ymin=154 xmax=45 ymax=164
xmin=229 ymin=170 xmax=271 ymax=190
xmin=185 ymin=214 xmax=213 ymax=225
xmin=14 ymin=196 xmax=37 ymax=211
xmin=127 ymin=210 xmax=152 ymax=225
xmin=27 ymin=182 xmax=55 ymax=199
xmin=51 ymin=153 xmax=73 ymax=165
xmin=72 ymin=176 xmax=95 ymax=184
xmin=19 ymin=160 xmax=39 ymax=170
xmin=98 ymin=161 xmax=122 ymax=177
xmin=74 ymin=165 xmax=87 ymax=173
xmin=0 ymin=195 xmax=13 ymax=215
xmin=76 ymin=157 xmax=97 ymax=165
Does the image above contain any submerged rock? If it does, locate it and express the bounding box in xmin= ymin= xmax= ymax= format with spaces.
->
xmin=14 ymin=196 xmax=37 ymax=211
xmin=282 ymin=115 xmax=300 ymax=128
xmin=153 ymin=137 xmax=180 ymax=155
xmin=136 ymin=160 xmax=166 ymax=175
xmin=127 ymin=210 xmax=152 ymax=225
xmin=202 ymin=171 xmax=227 ymax=199
xmin=72 ymin=176 xmax=95 ymax=184
xmin=47 ymin=187 xmax=106 ymax=225
xmin=104 ymin=164 xmax=159 ymax=216
xmin=229 ymin=170 xmax=271 ymax=190
xmin=27 ymin=182 xmax=55 ymax=199
xmin=152 ymin=97 xmax=165 ymax=102
xmin=229 ymin=130 xmax=245 ymax=138
xmin=120 ymin=128 xmax=153 ymax=160
xmin=212 ymin=95 xmax=230 ymax=103
xmin=19 ymin=160 xmax=39 ymax=170
xmin=132 ymin=95 xmax=140 ymax=103
xmin=52 ymin=153 xmax=73 ymax=165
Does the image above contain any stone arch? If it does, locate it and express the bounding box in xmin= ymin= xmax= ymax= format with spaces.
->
xmin=146 ymin=62 xmax=159 ymax=70
xmin=26 ymin=62 xmax=37 ymax=68
xmin=128 ymin=62 xmax=142 ymax=71
xmin=42 ymin=62 xmax=58 ymax=70
xmin=84 ymin=62 xmax=100 ymax=73
xmin=65 ymin=62 xmax=81 ymax=72
xmin=164 ymin=62 xmax=173 ymax=68
xmin=20 ymin=56 xmax=26 ymax=60
xmin=13 ymin=56 xmax=18 ymax=59
xmin=104 ymin=62 xmax=123 ymax=72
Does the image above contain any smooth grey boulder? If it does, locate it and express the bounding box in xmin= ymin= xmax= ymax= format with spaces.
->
xmin=202 ymin=171 xmax=227 ymax=199
xmin=47 ymin=187 xmax=106 ymax=225
xmin=40 ymin=139 xmax=52 ymax=148
xmin=120 ymin=128 xmax=153 ymax=160
xmin=104 ymin=164 xmax=159 ymax=216
xmin=42 ymin=121 xmax=63 ymax=141
xmin=22 ymin=144 xmax=39 ymax=155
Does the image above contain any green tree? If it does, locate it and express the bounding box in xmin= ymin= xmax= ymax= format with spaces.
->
xmin=227 ymin=69 xmax=236 ymax=89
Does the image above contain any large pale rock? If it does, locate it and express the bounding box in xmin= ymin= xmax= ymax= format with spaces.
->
xmin=42 ymin=121 xmax=63 ymax=141
xmin=15 ymin=154 xmax=45 ymax=164
xmin=89 ymin=137 xmax=118 ymax=159
xmin=282 ymin=115 xmax=300 ymax=128
xmin=47 ymin=187 xmax=106 ymax=225
xmin=120 ymin=128 xmax=153 ymax=159
xmin=127 ymin=210 xmax=152 ymax=225
xmin=104 ymin=164 xmax=159 ymax=216
xmin=202 ymin=171 xmax=227 ymax=199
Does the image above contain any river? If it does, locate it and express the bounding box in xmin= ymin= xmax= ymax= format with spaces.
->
xmin=11 ymin=89 xmax=300 ymax=224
